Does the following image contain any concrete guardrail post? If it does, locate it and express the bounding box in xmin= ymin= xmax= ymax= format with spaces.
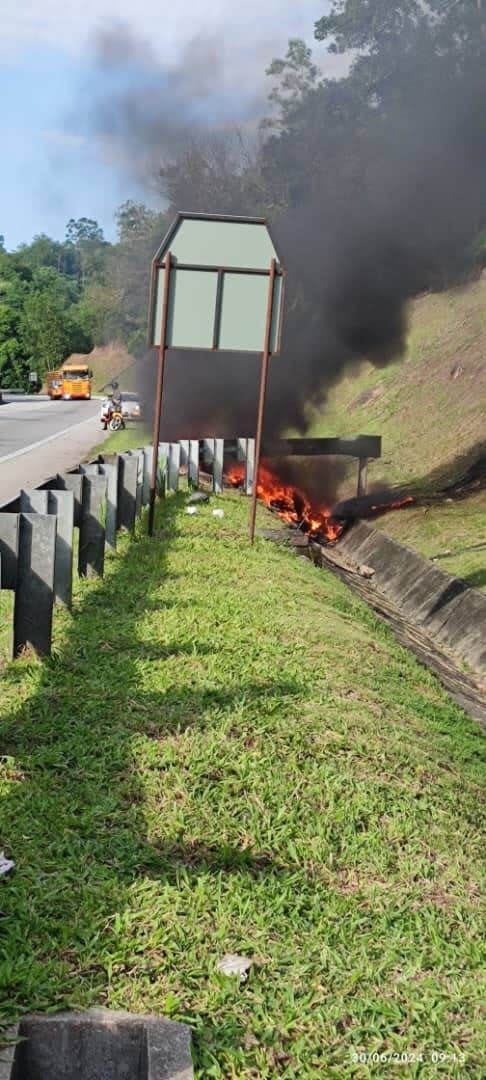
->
xmin=157 ymin=442 xmax=169 ymax=496
xmin=0 ymin=513 xmax=19 ymax=590
xmin=14 ymin=513 xmax=56 ymax=658
xmin=99 ymin=462 xmax=118 ymax=549
xmin=179 ymin=440 xmax=189 ymax=487
xmin=188 ymin=440 xmax=199 ymax=488
xmin=245 ymin=438 xmax=255 ymax=495
xmin=168 ymin=443 xmax=181 ymax=492
xmin=213 ymin=439 xmax=224 ymax=494
xmin=142 ymin=446 xmax=153 ymax=506
xmin=21 ymin=489 xmax=74 ymax=608
xmin=20 ymin=490 xmax=48 ymax=514
xmin=48 ymin=490 xmax=74 ymax=608
xmin=56 ymin=473 xmax=84 ymax=528
xmin=79 ymin=473 xmax=107 ymax=577
xmin=117 ymin=453 xmax=138 ymax=532
xmin=133 ymin=450 xmax=144 ymax=516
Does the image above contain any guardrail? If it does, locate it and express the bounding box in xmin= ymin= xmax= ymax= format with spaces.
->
xmin=0 ymin=433 xmax=377 ymax=660
xmin=0 ymin=439 xmax=256 ymax=660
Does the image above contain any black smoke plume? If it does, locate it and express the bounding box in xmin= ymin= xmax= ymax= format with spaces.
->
xmin=85 ymin=21 xmax=486 ymax=461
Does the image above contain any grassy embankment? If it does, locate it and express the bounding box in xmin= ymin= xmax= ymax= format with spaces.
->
xmin=0 ymin=493 xmax=484 ymax=1077
xmin=306 ymin=278 xmax=486 ymax=588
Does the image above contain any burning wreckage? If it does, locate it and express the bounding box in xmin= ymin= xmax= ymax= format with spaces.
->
xmin=223 ymin=436 xmax=414 ymax=545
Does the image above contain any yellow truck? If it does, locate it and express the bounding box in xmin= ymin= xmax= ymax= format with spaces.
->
xmin=47 ymin=362 xmax=92 ymax=400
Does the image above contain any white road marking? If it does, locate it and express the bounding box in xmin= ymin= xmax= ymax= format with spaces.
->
xmin=0 ymin=413 xmax=99 ymax=466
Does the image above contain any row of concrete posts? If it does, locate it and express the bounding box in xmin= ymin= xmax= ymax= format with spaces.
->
xmin=0 ymin=438 xmax=255 ymax=659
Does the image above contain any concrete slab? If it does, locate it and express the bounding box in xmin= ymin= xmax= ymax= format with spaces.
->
xmin=436 ymin=590 xmax=486 ymax=671
xmin=6 ymin=1009 xmax=193 ymax=1079
xmin=336 ymin=520 xmax=486 ymax=677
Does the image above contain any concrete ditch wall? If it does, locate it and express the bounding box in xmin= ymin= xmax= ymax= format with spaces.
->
xmin=337 ymin=521 xmax=486 ymax=676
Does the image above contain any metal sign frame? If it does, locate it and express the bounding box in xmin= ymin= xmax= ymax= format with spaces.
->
xmin=147 ymin=212 xmax=286 ymax=539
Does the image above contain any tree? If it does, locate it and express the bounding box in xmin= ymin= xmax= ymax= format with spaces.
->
xmin=115 ymin=200 xmax=161 ymax=243
xmin=65 ymin=217 xmax=109 ymax=288
xmin=263 ymin=39 xmax=321 ymax=132
xmin=14 ymin=234 xmax=68 ymax=275
xmin=19 ymin=268 xmax=92 ymax=377
xmin=159 ymin=132 xmax=269 ymax=219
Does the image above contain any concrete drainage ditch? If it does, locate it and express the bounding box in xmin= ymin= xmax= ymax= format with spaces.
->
xmin=302 ymin=520 xmax=486 ymax=725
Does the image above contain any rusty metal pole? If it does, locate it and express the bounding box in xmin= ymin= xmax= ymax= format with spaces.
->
xmin=148 ymin=254 xmax=172 ymax=536
xmin=249 ymin=258 xmax=277 ymax=544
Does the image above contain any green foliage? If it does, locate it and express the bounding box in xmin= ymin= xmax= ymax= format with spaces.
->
xmin=0 ymin=251 xmax=95 ymax=388
xmin=263 ymin=39 xmax=320 ymax=132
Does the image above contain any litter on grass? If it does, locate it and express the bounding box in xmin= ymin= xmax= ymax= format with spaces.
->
xmin=186 ymin=507 xmax=199 ymax=516
xmin=0 ymin=853 xmax=15 ymax=877
xmin=212 ymin=509 xmax=225 ymax=519
xmin=217 ymin=954 xmax=252 ymax=981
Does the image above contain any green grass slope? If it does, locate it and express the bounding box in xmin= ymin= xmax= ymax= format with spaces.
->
xmin=308 ymin=276 xmax=486 ymax=491
xmin=0 ymin=496 xmax=484 ymax=1076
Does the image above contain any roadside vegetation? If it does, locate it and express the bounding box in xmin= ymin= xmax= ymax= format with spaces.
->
xmin=0 ymin=495 xmax=484 ymax=1076
xmin=90 ymin=424 xmax=152 ymax=460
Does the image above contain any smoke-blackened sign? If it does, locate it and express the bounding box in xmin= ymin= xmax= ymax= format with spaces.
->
xmin=149 ymin=213 xmax=284 ymax=354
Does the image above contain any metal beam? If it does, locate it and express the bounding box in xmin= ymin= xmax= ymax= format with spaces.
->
xmin=261 ymin=436 xmax=382 ymax=459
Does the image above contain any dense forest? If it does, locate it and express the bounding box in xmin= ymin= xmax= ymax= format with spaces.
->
xmin=1 ymin=0 xmax=485 ymax=392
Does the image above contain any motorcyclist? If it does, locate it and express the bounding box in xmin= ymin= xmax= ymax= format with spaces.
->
xmin=100 ymin=382 xmax=123 ymax=430
xmin=110 ymin=381 xmax=122 ymax=411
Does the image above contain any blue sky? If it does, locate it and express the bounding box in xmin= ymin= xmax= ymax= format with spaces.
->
xmin=0 ymin=2 xmax=332 ymax=251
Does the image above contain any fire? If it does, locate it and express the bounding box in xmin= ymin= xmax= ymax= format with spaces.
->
xmin=226 ymin=462 xmax=344 ymax=543
xmin=369 ymin=495 xmax=415 ymax=514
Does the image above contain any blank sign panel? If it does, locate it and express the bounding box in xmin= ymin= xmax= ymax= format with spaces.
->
xmin=219 ymin=275 xmax=268 ymax=353
xmin=166 ymin=270 xmax=218 ymax=349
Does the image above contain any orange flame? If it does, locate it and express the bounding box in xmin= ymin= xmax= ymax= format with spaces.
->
xmin=369 ymin=495 xmax=415 ymax=513
xmin=226 ymin=462 xmax=344 ymax=542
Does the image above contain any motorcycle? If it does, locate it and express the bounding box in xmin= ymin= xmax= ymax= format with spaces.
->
xmin=100 ymin=398 xmax=125 ymax=432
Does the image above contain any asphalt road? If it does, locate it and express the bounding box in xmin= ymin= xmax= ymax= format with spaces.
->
xmin=0 ymin=396 xmax=106 ymax=506
xmin=0 ymin=396 xmax=100 ymax=460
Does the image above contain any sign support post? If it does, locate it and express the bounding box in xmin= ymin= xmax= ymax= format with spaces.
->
xmin=148 ymin=252 xmax=172 ymax=536
xmin=249 ymin=258 xmax=276 ymax=544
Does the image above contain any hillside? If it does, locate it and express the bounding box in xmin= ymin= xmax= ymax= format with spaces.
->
xmin=65 ymin=343 xmax=138 ymax=395
xmin=307 ymin=276 xmax=486 ymax=588
xmin=308 ymin=274 xmax=486 ymax=492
